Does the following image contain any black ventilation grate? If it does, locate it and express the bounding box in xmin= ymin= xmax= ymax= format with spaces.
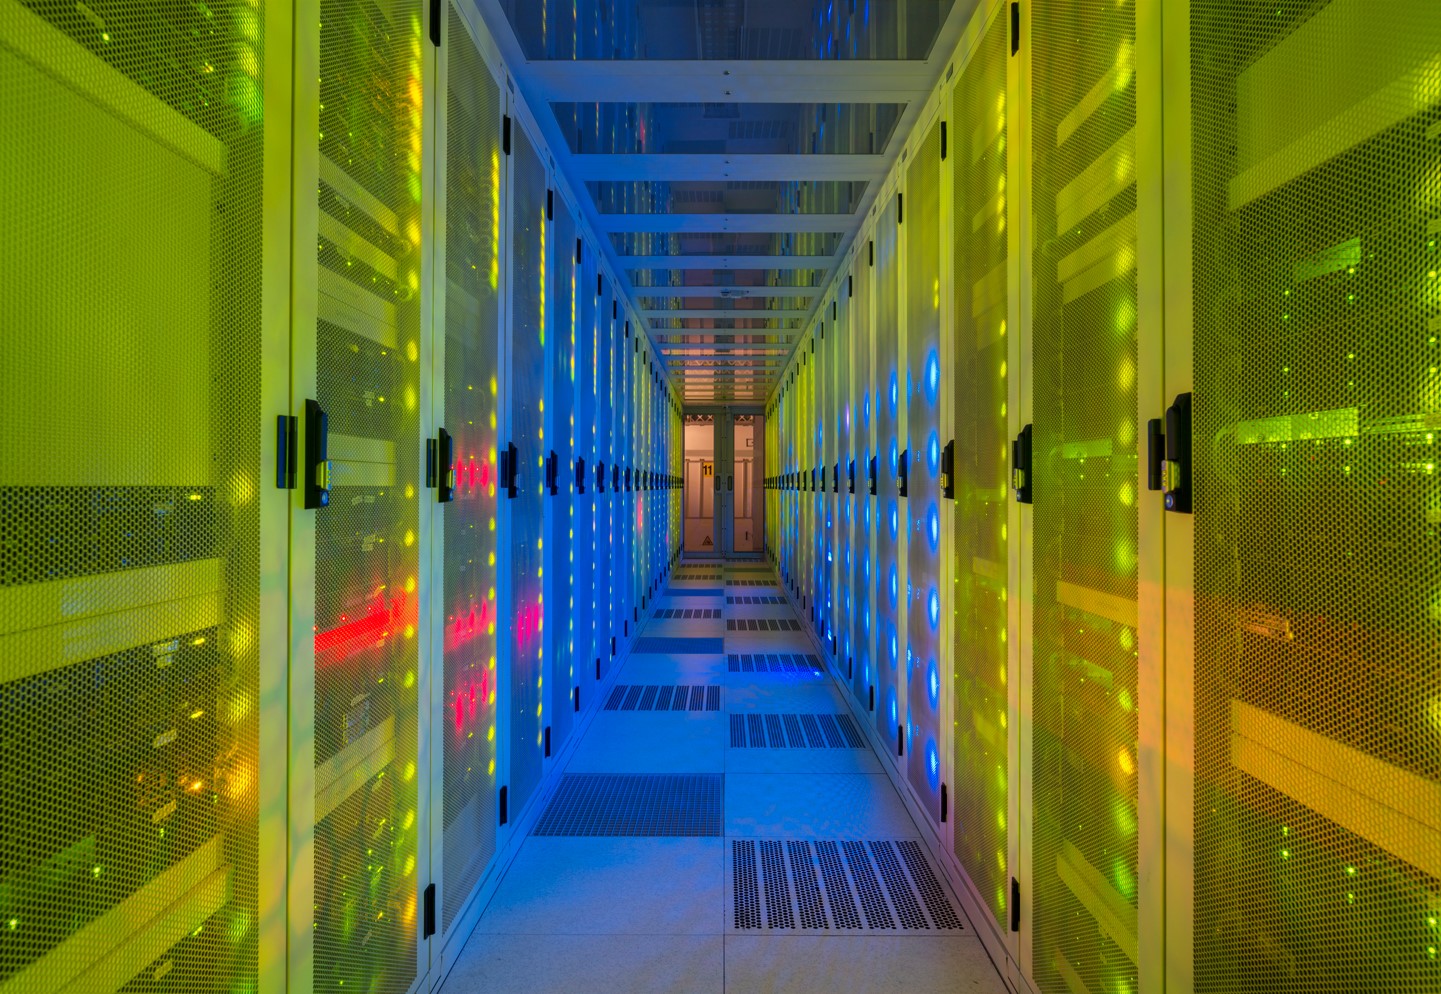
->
xmin=727 ymin=579 xmax=777 ymax=587
xmin=731 ymin=840 xmax=964 ymax=931
xmin=727 ymin=618 xmax=802 ymax=631
xmin=654 ymin=607 xmax=721 ymax=619
xmin=604 ymin=684 xmax=722 ymax=711
xmin=534 ymin=775 xmax=723 ymax=836
xmin=726 ymin=653 xmax=822 ymax=673
xmin=726 ymin=595 xmax=785 ymax=604
xmin=728 ymin=713 xmax=866 ymax=749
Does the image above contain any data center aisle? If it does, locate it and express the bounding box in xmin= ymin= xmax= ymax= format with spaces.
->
xmin=439 ymin=563 xmax=1007 ymax=994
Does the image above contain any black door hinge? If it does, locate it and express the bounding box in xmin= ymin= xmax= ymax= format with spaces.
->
xmin=423 ymin=883 xmax=436 ymax=938
xmin=573 ymin=686 xmax=580 ymax=712
xmin=437 ymin=428 xmax=455 ymax=502
xmin=276 ymin=414 xmax=297 ymax=490
xmin=1012 ymin=424 xmax=1033 ymax=504
xmin=498 ymin=786 xmax=509 ymax=826
xmin=576 ymin=237 xmax=584 ymax=264
xmin=941 ymin=783 xmax=948 ymax=822
xmin=304 ymin=399 xmax=331 ymax=509
xmin=546 ymin=188 xmax=554 ymax=220
xmin=428 ymin=0 xmax=441 ymax=47
xmin=897 ymin=725 xmax=904 ymax=757
xmin=1011 ymin=878 xmax=1021 ymax=931
xmin=596 ymin=460 xmax=606 ymax=493
xmin=502 ymin=115 xmax=512 ymax=155
xmin=1163 ymin=392 xmax=1193 ymax=513
xmin=848 ymin=273 xmax=854 ymax=297
xmin=940 ymin=439 xmax=955 ymax=499
xmin=1010 ymin=2 xmax=1021 ymax=56
xmin=546 ymin=450 xmax=559 ymax=496
xmin=501 ymin=441 xmax=519 ymax=499
xmin=869 ymin=240 xmax=874 ymax=267
xmin=868 ymin=455 xmax=878 ymax=496
xmin=897 ymin=192 xmax=904 ymax=225
xmin=869 ymin=685 xmax=875 ymax=712
xmin=575 ymin=456 xmax=587 ymax=495
xmin=940 ymin=121 xmax=948 ymax=160
xmin=544 ymin=725 xmax=552 ymax=758
xmin=897 ymin=449 xmax=909 ymax=498
xmin=848 ymin=459 xmax=856 ymax=494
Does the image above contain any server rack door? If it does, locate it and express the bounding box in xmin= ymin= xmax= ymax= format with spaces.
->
xmin=573 ymin=245 xmax=596 ymax=699
xmin=1183 ymin=1 xmax=1441 ymax=991
xmin=547 ymin=195 xmax=577 ymax=753
xmin=835 ymin=290 xmax=852 ymax=668
xmin=0 ymin=1 xmax=289 ymax=990
xmin=820 ymin=313 xmax=835 ymax=643
xmin=875 ymin=192 xmax=907 ymax=744
xmin=853 ymin=254 xmax=877 ymax=706
xmin=297 ymin=0 xmax=431 ymax=989
xmin=1027 ymin=0 xmax=1146 ymax=989
xmin=950 ymin=0 xmax=1015 ymax=944
xmin=906 ymin=118 xmax=945 ymax=821
xmin=431 ymin=2 xmax=502 ymax=944
xmin=595 ymin=285 xmax=613 ymax=679
xmin=502 ymin=113 xmax=548 ymax=822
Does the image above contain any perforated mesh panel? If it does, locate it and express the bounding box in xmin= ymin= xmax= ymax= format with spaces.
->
xmin=1190 ymin=1 xmax=1441 ymax=989
xmin=874 ymin=194 xmax=905 ymax=743
xmin=311 ymin=1 xmax=423 ymax=990
xmin=851 ymin=255 xmax=876 ymax=704
xmin=905 ymin=122 xmax=944 ymax=815
xmin=1030 ymin=0 xmax=1141 ymax=989
xmin=1 ymin=1 xmax=264 ymax=988
xmin=548 ymin=190 xmax=577 ymax=754
xmin=951 ymin=6 xmax=1012 ymax=931
xmin=508 ymin=120 xmax=547 ymax=818
xmin=574 ymin=243 xmax=596 ymax=690
xmin=439 ymin=4 xmax=500 ymax=934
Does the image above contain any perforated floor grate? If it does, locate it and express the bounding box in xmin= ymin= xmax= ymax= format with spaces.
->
xmin=604 ymin=684 xmax=722 ymax=711
xmin=726 ymin=653 xmax=823 ymax=673
xmin=675 ymin=571 xmax=722 ymax=580
xmin=730 ymin=839 xmax=964 ymax=931
xmin=727 ymin=618 xmax=802 ymax=631
xmin=666 ymin=588 xmax=722 ymax=597
xmin=633 ymin=636 xmax=726 ymax=654
xmin=727 ymin=595 xmax=785 ymax=605
xmin=727 ymin=579 xmax=777 ymax=587
xmin=654 ymin=608 xmax=721 ymax=619
xmin=534 ymin=775 xmax=723 ymax=836
xmin=729 ymin=713 xmax=867 ymax=749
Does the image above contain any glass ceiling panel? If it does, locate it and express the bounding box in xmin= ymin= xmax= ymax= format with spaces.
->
xmin=555 ymin=103 xmax=903 ymax=156
xmin=588 ymin=180 xmax=866 ymax=214
xmin=611 ymin=232 xmax=843 ymax=257
xmin=500 ymin=0 xmax=956 ymax=61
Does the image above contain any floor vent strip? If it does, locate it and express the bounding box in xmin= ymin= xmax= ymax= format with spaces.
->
xmin=731 ymin=840 xmax=963 ymax=931
xmin=726 ymin=653 xmax=822 ymax=673
xmin=534 ymin=775 xmax=723 ymax=836
xmin=726 ymin=618 xmax=801 ymax=631
xmin=603 ymin=684 xmax=722 ymax=711
xmin=727 ymin=714 xmax=865 ymax=749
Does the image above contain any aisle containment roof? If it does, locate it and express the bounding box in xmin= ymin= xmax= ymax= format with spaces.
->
xmin=475 ymin=0 xmax=970 ymax=403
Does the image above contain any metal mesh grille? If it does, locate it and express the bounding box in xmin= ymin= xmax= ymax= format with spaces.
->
xmin=873 ymin=193 xmax=905 ymax=744
xmin=533 ymin=775 xmax=723 ymax=836
xmin=1030 ymin=0 xmax=1141 ymax=989
xmin=548 ymin=174 xmax=577 ymax=760
xmin=603 ymin=684 xmax=720 ymax=712
xmin=905 ymin=121 xmax=944 ymax=816
xmin=726 ymin=653 xmax=822 ymax=673
xmin=951 ymin=5 xmax=1012 ymax=932
xmin=851 ymin=254 xmax=876 ymax=705
xmin=311 ymin=2 xmax=423 ymax=990
xmin=0 ymin=1 xmax=265 ymax=988
xmin=508 ymin=120 xmax=547 ymax=818
xmin=726 ymin=618 xmax=801 ymax=631
xmin=1190 ymin=1 xmax=1441 ymax=989
xmin=439 ymin=2 xmax=501 ymax=933
xmin=728 ymin=714 xmax=865 ymax=749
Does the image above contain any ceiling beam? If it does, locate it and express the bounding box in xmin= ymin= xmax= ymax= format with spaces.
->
xmin=620 ymin=255 xmax=834 ymax=270
xmin=643 ymin=309 xmax=809 ymax=320
xmin=526 ymin=61 xmax=934 ymax=104
xmin=569 ymin=154 xmax=883 ymax=181
xmin=596 ymin=214 xmax=856 ymax=234
xmin=636 ymin=286 xmax=817 ymax=299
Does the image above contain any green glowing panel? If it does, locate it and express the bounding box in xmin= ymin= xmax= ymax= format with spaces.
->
xmin=874 ymin=193 xmax=906 ymax=743
xmin=951 ymin=6 xmax=1012 ymax=932
xmin=1190 ymin=0 xmax=1441 ymax=989
xmin=439 ymin=3 xmax=501 ymax=933
xmin=311 ymin=1 xmax=423 ymax=990
xmin=0 ymin=1 xmax=267 ymax=988
xmin=1029 ymin=0 xmax=1141 ymax=989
